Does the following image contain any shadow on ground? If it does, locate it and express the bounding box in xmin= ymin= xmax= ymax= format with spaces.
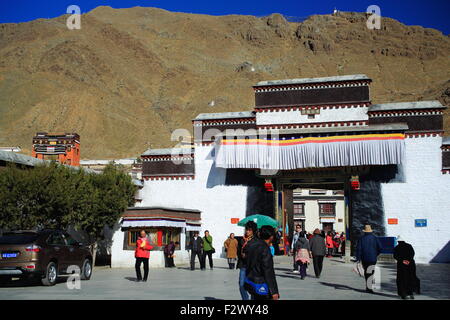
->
xmin=319 ymin=281 xmax=398 ymax=298
xmin=0 ymin=277 xmax=66 ymax=288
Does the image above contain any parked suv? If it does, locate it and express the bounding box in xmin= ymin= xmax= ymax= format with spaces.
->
xmin=0 ymin=229 xmax=93 ymax=286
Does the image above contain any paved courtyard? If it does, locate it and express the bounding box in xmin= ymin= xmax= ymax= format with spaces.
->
xmin=0 ymin=256 xmax=449 ymax=300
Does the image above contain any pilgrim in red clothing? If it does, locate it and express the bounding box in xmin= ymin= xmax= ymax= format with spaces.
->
xmin=135 ymin=230 xmax=154 ymax=282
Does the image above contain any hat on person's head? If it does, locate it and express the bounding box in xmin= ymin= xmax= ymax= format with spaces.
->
xmin=313 ymin=228 xmax=321 ymax=234
xmin=363 ymin=225 xmax=373 ymax=232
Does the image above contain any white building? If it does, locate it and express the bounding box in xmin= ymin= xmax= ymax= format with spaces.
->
xmin=293 ymin=189 xmax=345 ymax=233
xmin=110 ymin=74 xmax=450 ymax=265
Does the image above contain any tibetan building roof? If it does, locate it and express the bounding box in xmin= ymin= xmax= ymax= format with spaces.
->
xmin=0 ymin=150 xmax=48 ymax=167
xmin=121 ymin=206 xmax=201 ymax=229
xmin=443 ymin=137 xmax=450 ymax=145
xmin=254 ymin=74 xmax=370 ymax=87
xmin=141 ymin=147 xmax=195 ymax=156
xmin=194 ymin=111 xmax=255 ymax=121
xmin=124 ymin=206 xmax=201 ymax=214
xmin=369 ymin=100 xmax=445 ymax=112
xmin=0 ymin=150 xmax=97 ymax=174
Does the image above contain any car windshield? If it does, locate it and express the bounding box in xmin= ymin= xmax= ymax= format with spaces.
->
xmin=0 ymin=233 xmax=40 ymax=244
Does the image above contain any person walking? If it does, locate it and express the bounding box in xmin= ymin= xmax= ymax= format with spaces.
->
xmin=294 ymin=231 xmax=311 ymax=280
xmin=284 ymin=237 xmax=290 ymax=256
xmin=244 ymin=225 xmax=279 ymax=300
xmin=394 ymin=236 xmax=421 ymax=299
xmin=309 ymin=228 xmax=326 ymax=278
xmin=333 ymin=232 xmax=340 ymax=255
xmin=224 ymin=233 xmax=238 ymax=269
xmin=355 ymin=224 xmax=383 ymax=293
xmin=291 ymin=225 xmax=302 ymax=272
xmin=164 ymin=241 xmax=177 ymax=268
xmin=202 ymin=230 xmax=215 ymax=270
xmin=188 ymin=232 xmax=203 ymax=270
xmin=326 ymin=232 xmax=334 ymax=257
xmin=237 ymin=221 xmax=257 ymax=300
xmin=340 ymin=232 xmax=346 ymax=256
xmin=273 ymin=228 xmax=282 ymax=255
xmin=135 ymin=230 xmax=153 ymax=282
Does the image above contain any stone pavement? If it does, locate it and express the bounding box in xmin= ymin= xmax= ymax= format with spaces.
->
xmin=0 ymin=256 xmax=449 ymax=300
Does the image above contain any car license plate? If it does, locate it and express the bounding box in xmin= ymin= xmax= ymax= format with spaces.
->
xmin=2 ymin=253 xmax=18 ymax=258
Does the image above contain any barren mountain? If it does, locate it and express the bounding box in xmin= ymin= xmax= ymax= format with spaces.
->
xmin=0 ymin=6 xmax=449 ymax=159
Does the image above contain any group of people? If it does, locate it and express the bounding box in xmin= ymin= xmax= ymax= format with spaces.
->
xmin=355 ymin=225 xmax=420 ymax=299
xmin=184 ymin=223 xmax=279 ymax=300
xmin=187 ymin=230 xmax=215 ymax=270
xmin=325 ymin=231 xmax=346 ymax=257
xmin=132 ymin=223 xmax=421 ymax=300
xmin=291 ymin=225 xmax=327 ymax=279
xmin=237 ymin=221 xmax=279 ymax=300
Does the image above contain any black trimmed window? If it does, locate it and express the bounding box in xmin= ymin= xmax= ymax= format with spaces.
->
xmin=319 ymin=203 xmax=336 ymax=216
xmin=293 ymin=203 xmax=305 ymax=216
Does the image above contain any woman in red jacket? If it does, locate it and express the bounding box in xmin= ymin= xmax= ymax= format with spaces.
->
xmin=135 ymin=230 xmax=153 ymax=282
xmin=326 ymin=232 xmax=334 ymax=258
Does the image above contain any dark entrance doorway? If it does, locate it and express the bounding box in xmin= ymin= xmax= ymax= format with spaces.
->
xmin=322 ymin=223 xmax=334 ymax=233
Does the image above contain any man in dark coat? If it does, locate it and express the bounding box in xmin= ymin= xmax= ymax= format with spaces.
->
xmin=355 ymin=224 xmax=382 ymax=293
xmin=244 ymin=225 xmax=279 ymax=300
xmin=237 ymin=221 xmax=258 ymax=300
xmin=187 ymin=232 xmax=204 ymax=270
xmin=163 ymin=241 xmax=176 ymax=268
xmin=309 ymin=228 xmax=327 ymax=278
xmin=393 ymin=236 xmax=421 ymax=299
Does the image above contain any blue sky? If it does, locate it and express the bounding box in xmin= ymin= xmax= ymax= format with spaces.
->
xmin=0 ymin=0 xmax=449 ymax=34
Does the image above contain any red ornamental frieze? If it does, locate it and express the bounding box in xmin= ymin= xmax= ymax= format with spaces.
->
xmin=255 ymin=102 xmax=371 ymax=113
xmin=193 ymin=141 xmax=215 ymax=146
xmin=257 ymin=120 xmax=369 ymax=130
xmin=253 ymin=80 xmax=371 ymax=92
xmin=143 ymin=175 xmax=195 ymax=181
xmin=141 ymin=155 xmax=194 ymax=162
xmin=368 ymin=109 xmax=443 ymax=117
xmin=405 ymin=132 xmax=443 ymax=138
xmin=193 ymin=118 xmax=256 ymax=126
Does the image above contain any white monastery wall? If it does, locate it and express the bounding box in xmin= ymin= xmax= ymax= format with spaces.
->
xmin=256 ymin=106 xmax=369 ymax=126
xmin=137 ymin=145 xmax=249 ymax=260
xmin=381 ymin=136 xmax=450 ymax=263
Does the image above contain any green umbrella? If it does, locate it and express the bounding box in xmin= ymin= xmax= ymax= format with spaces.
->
xmin=237 ymin=214 xmax=279 ymax=229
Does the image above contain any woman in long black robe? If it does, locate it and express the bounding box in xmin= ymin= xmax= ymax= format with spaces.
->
xmin=393 ymin=240 xmax=421 ymax=299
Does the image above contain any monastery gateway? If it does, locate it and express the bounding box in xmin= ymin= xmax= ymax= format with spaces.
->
xmin=111 ymin=74 xmax=450 ymax=267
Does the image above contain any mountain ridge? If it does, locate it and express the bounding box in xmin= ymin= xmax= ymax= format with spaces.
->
xmin=0 ymin=7 xmax=449 ymax=158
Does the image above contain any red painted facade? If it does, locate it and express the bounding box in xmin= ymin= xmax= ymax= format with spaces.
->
xmin=31 ymin=132 xmax=80 ymax=166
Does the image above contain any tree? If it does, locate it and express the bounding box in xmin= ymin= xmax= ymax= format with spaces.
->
xmin=0 ymin=162 xmax=137 ymax=266
xmin=70 ymin=163 xmax=137 ymax=264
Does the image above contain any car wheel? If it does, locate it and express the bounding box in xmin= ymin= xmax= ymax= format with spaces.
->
xmin=41 ymin=261 xmax=58 ymax=286
xmin=80 ymin=259 xmax=92 ymax=280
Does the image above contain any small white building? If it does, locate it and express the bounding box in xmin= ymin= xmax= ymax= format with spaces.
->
xmin=293 ymin=189 xmax=345 ymax=233
xmin=111 ymin=206 xmax=201 ymax=268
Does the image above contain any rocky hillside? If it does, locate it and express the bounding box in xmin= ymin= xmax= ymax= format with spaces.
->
xmin=0 ymin=7 xmax=449 ymax=158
